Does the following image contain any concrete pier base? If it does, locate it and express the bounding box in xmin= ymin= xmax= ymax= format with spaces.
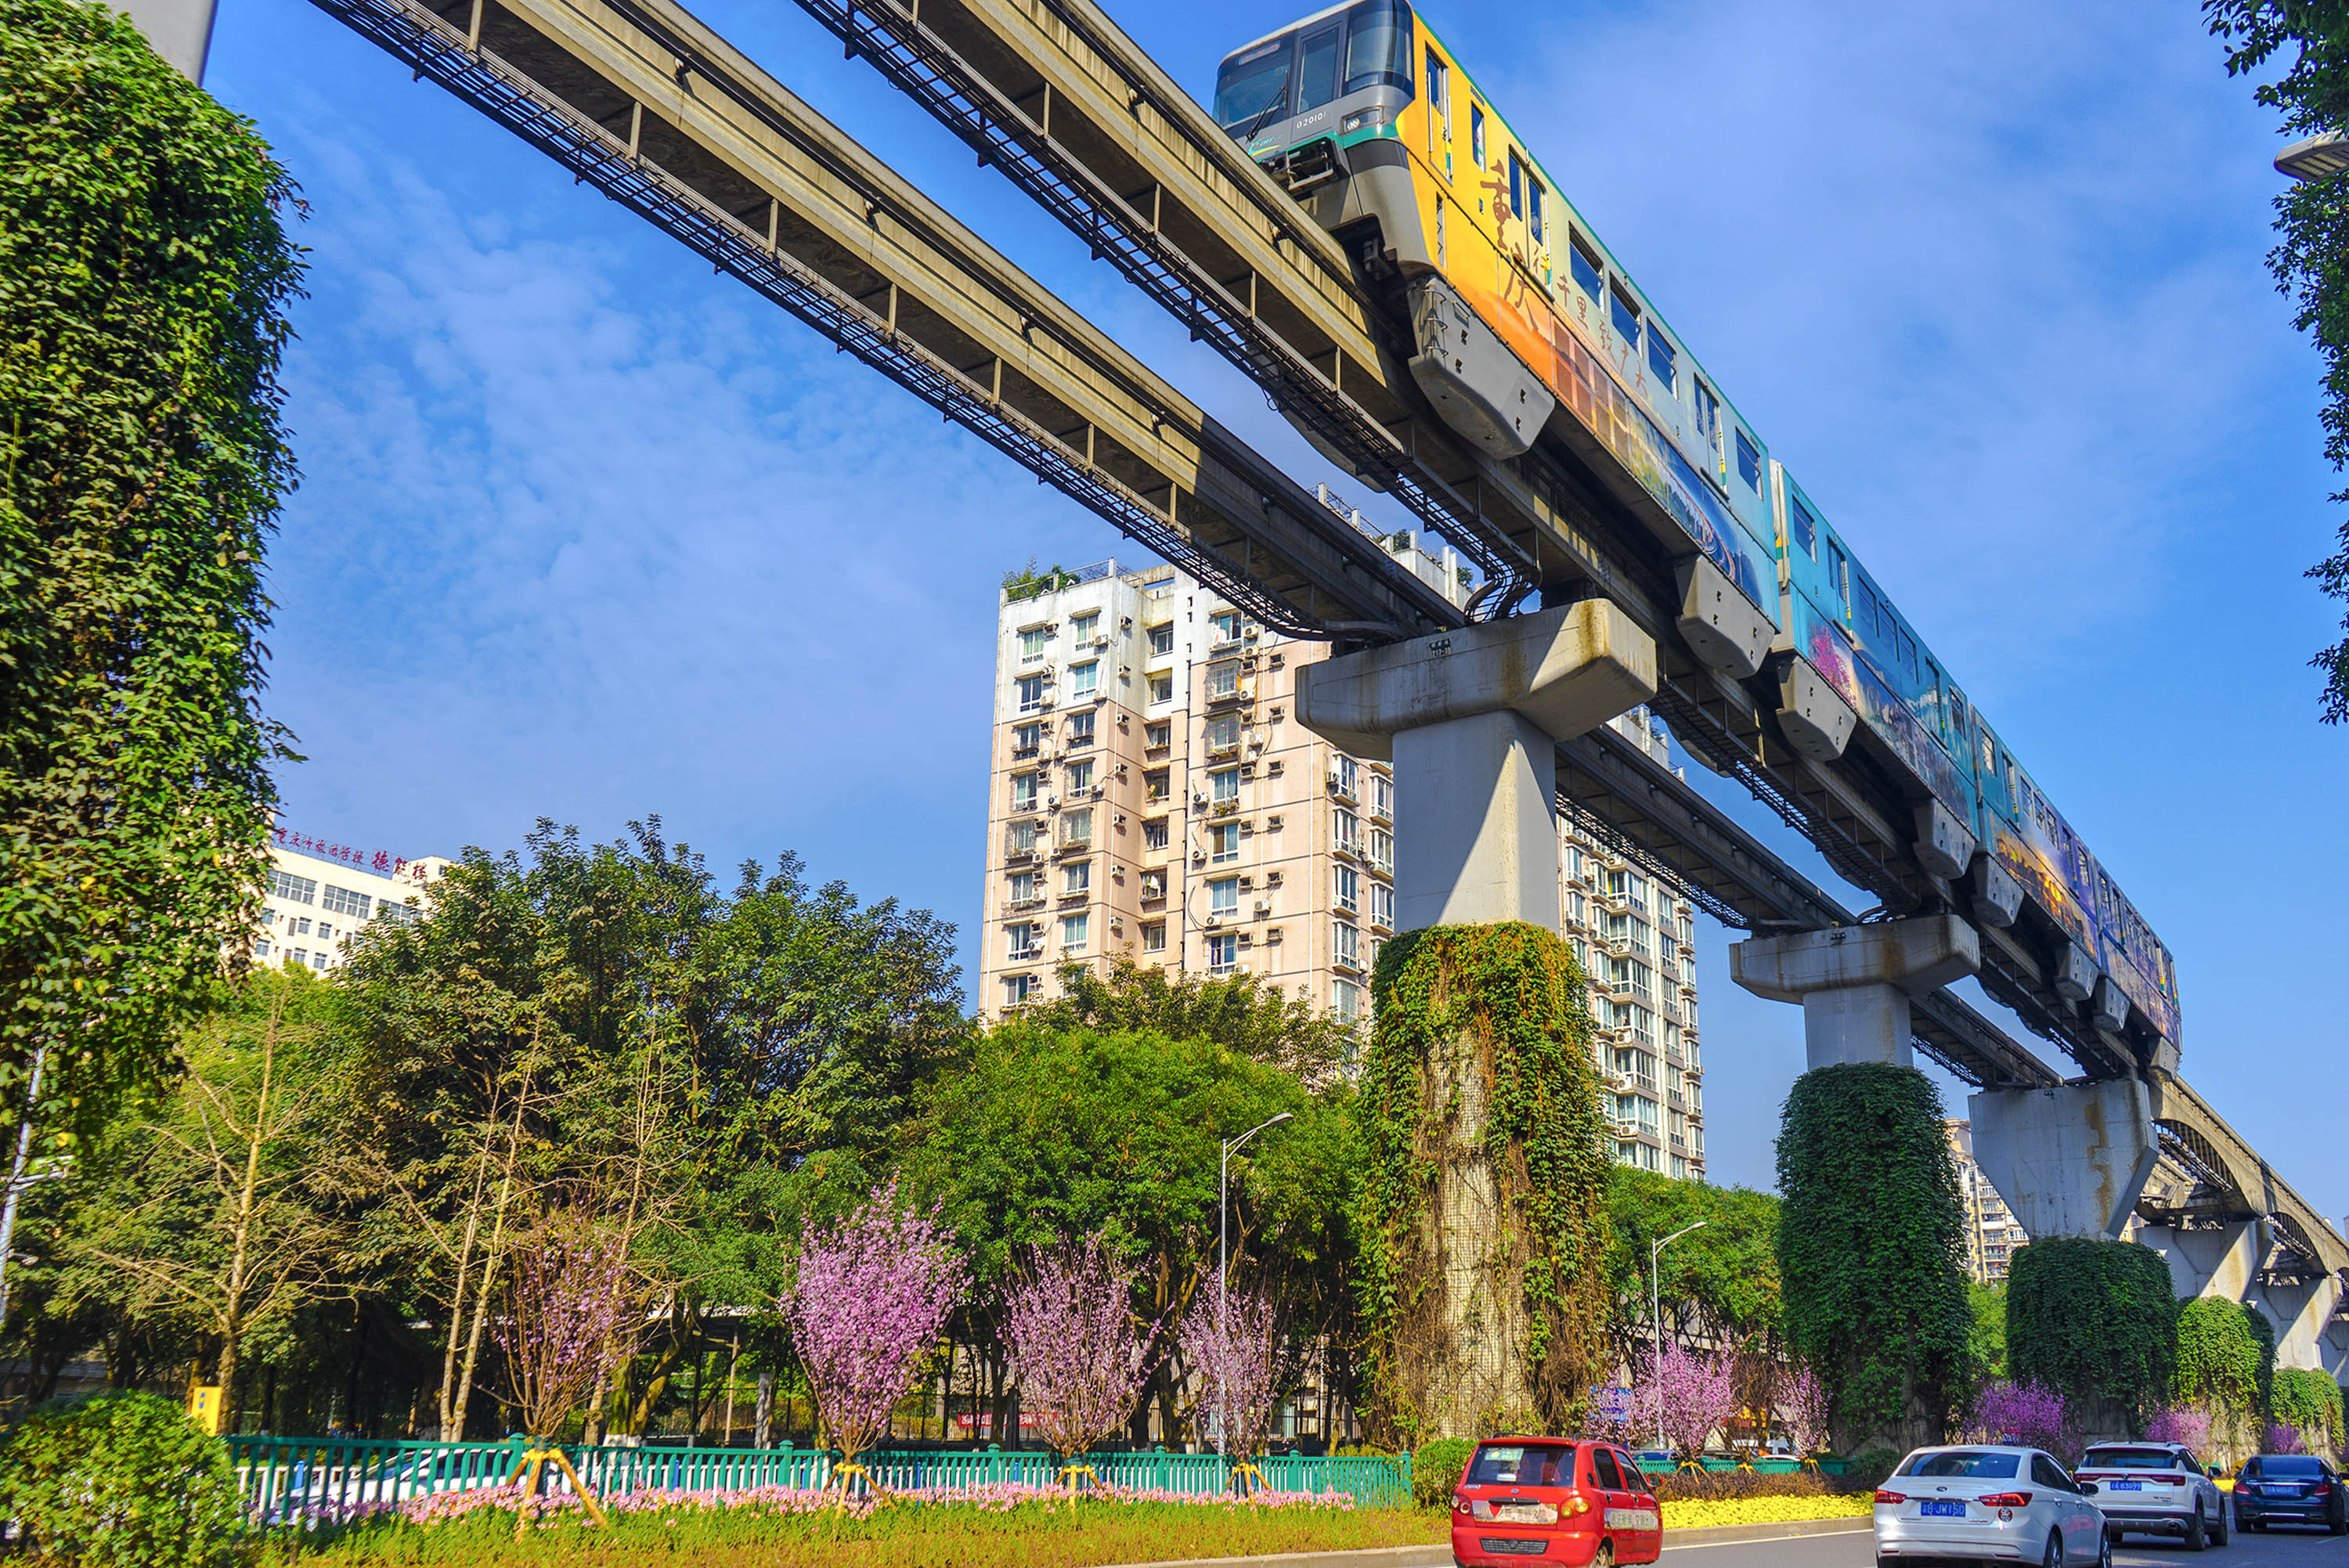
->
xmin=1730 ymin=916 xmax=1980 ymax=1070
xmin=1970 ymin=1080 xmax=2160 ymax=1241
xmin=1298 ymin=600 xmax=1656 ymax=930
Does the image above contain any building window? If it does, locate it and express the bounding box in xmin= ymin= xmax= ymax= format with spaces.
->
xmin=269 ymin=869 xmax=316 ymax=905
xmin=1070 ymin=661 xmax=1099 ymax=698
xmin=1004 ymin=972 xmax=1036 ymax=1005
xmin=1207 ymin=932 xmax=1238 ymax=971
xmin=291 ymin=916 xmax=312 ymax=936
xmin=1140 ymin=869 xmax=1166 ymax=900
xmin=1211 ymin=768 xmax=1240 ymax=802
xmin=1061 ymin=808 xmax=1094 ymax=849
xmin=1369 ymin=881 xmax=1393 ymax=928
xmin=1063 ymin=861 xmax=1091 ymax=896
xmin=320 ymin=884 xmax=371 ymax=918
xmin=1211 ymin=824 xmax=1241 ymax=863
xmin=1368 ymin=826 xmax=1393 ymax=873
xmin=1334 ymin=978 xmax=1360 ymax=1022
xmin=1204 ymin=715 xmax=1240 ymax=752
xmin=1333 ymin=808 xmax=1359 ymax=852
xmin=254 ymin=938 xmax=272 ymax=959
xmin=1067 ymin=711 xmax=1095 ymax=746
xmin=1142 ymin=921 xmax=1167 ymax=952
xmin=1060 ymin=912 xmax=1090 ymax=950
xmin=1150 ymin=674 xmax=1174 ymax=704
xmin=1370 ymin=773 xmax=1393 ymax=818
xmin=1019 ymin=626 xmax=1050 ymax=661
xmin=1016 ymin=674 xmax=1048 ymax=712
xmin=1204 ymin=660 xmax=1239 ymax=700
xmin=1007 ymin=923 xmax=1041 ymax=961
xmin=1070 ymin=611 xmax=1099 ymax=643
xmin=1210 ymin=609 xmax=1240 ymax=644
xmin=1149 ymin=623 xmax=1174 ymax=655
xmin=1209 ymin=877 xmax=1240 ymax=915
xmin=1143 ymin=818 xmax=1170 ymax=850
xmin=1014 ymin=721 xmax=1043 ymax=753
xmin=312 ymin=951 xmax=329 ymax=971
xmin=1144 ymin=769 xmax=1170 ymax=802
xmin=1009 ymin=869 xmax=1040 ymax=903
xmin=1066 ymin=759 xmax=1095 ymax=792
xmin=1333 ymin=865 xmax=1359 ymax=915
xmin=1012 ymin=773 xmax=1040 ymax=811
xmin=1006 ymin=820 xmax=1040 ymax=855
xmin=1146 ymin=721 xmax=1171 ymax=748
xmin=1331 ymin=755 xmax=1359 ymax=799
xmin=1333 ymin=920 xmax=1360 ymax=967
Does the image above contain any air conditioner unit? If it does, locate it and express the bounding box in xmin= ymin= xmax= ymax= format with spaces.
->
xmin=1238 ymin=875 xmax=1254 ymax=889
xmin=1253 ymin=899 xmax=1272 ymax=916
xmin=1191 ymin=851 xmax=1207 ymax=865
xmin=1265 ymin=927 xmax=1283 ymax=945
xmin=1265 ymin=869 xmax=1283 ymax=886
xmin=1204 ymin=914 xmax=1221 ymax=928
xmin=1113 ymin=813 xmax=1127 ymax=827
xmin=1265 ymin=815 xmax=1283 ymax=831
xmin=1265 ymin=760 xmax=1283 ymax=777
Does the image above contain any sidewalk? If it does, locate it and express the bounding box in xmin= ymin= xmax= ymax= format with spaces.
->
xmin=1101 ymin=1515 xmax=1872 ymax=1568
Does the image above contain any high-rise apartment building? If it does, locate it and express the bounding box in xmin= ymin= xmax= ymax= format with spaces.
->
xmin=980 ymin=551 xmax=1703 ymax=1178
xmin=252 ymin=827 xmax=449 ymax=974
xmin=1946 ymin=1118 xmax=2030 ymax=1283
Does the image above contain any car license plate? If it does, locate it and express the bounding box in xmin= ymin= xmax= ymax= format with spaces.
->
xmin=2110 ymin=1481 xmax=2142 ymax=1491
xmin=1921 ymin=1500 xmax=1966 ymax=1517
xmin=1493 ymin=1505 xmax=1550 ymax=1523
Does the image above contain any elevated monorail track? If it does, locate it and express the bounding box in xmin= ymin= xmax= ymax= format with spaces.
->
xmin=312 ymin=0 xmax=2141 ymax=1086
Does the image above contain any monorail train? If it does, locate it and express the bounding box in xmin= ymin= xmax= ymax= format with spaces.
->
xmin=1212 ymin=0 xmax=2181 ymax=1054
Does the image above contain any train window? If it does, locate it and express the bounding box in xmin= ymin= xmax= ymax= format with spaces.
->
xmin=1297 ymin=22 xmax=1342 ymax=114
xmin=1786 ymin=493 xmax=1817 ymax=559
xmin=1855 ymin=577 xmax=1882 ymax=640
xmin=1526 ymin=171 xmax=1546 ymax=243
xmin=1425 ymin=51 xmax=1449 ymax=150
xmin=1827 ymin=541 xmax=1850 ymax=615
xmin=1213 ymin=37 xmax=1291 ymax=129
xmin=1609 ymin=283 xmax=1640 ymax=346
xmin=1897 ymin=625 xmax=1918 ymax=675
xmin=1694 ymin=380 xmax=1724 ymax=473
xmin=1507 ymin=150 xmax=1524 ymax=218
xmin=1470 ymin=103 xmax=1486 ymax=169
xmin=1341 ymin=0 xmax=1412 ymax=96
xmin=1734 ymin=428 xmax=1761 ymax=491
xmin=1647 ymin=328 xmax=1675 ymax=390
xmin=1569 ymin=230 xmax=1603 ymax=302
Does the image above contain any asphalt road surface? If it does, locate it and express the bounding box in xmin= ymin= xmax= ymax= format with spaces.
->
xmin=1664 ymin=1523 xmax=2349 ymax=1566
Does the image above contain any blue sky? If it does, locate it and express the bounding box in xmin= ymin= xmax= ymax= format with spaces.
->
xmin=207 ymin=0 xmax=2347 ymax=1217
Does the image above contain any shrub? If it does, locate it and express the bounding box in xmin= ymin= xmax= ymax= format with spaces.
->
xmin=2175 ymin=1297 xmax=2262 ymax=1418
xmin=2272 ymin=1368 xmax=2344 ymax=1454
xmin=2004 ymin=1239 xmax=2176 ymax=1420
xmin=0 ymin=1391 xmax=244 ymax=1566
xmin=1647 ymin=1468 xmax=1833 ymax=1502
xmin=1412 ymin=1437 xmax=1477 ymax=1509
xmin=1849 ymin=1446 xmax=1907 ymax=1490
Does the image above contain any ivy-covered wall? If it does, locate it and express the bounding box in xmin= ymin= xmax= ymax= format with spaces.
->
xmin=1775 ymin=1062 xmax=1971 ymax=1452
xmin=2005 ymin=1238 xmax=2178 ymax=1424
xmin=1354 ymin=922 xmax=1611 ymax=1442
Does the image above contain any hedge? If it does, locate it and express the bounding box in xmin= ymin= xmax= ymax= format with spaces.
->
xmin=2005 ymin=1238 xmax=2178 ymax=1419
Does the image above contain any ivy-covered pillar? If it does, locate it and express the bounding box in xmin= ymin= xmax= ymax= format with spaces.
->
xmin=1354 ymin=924 xmax=1613 ymax=1441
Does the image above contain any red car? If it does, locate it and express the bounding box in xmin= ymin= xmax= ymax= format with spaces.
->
xmin=1449 ymin=1436 xmax=1664 ymax=1566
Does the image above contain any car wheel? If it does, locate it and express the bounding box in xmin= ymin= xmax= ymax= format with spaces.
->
xmin=2333 ymin=1498 xmax=2347 ymax=1536
xmin=2095 ymin=1528 xmax=2113 ymax=1568
xmin=2210 ymin=1498 xmax=2228 ymax=1546
xmin=2042 ymin=1530 xmax=2062 ymax=1568
xmin=1590 ymin=1545 xmax=1614 ymax=1568
xmin=2185 ymin=1505 xmax=2206 ymax=1550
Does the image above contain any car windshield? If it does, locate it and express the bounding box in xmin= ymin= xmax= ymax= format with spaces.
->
xmin=1901 ymin=1451 xmax=2021 ymax=1479
xmin=1467 ymin=1444 xmax=1575 ymax=1486
xmin=2259 ymin=1456 xmax=2325 ymax=1477
xmin=2085 ymin=1448 xmax=2181 ymax=1470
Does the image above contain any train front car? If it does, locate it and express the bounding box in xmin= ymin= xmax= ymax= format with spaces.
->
xmin=1211 ymin=3 xmax=1783 ymax=673
xmin=1771 ymin=463 xmax=2181 ymax=1067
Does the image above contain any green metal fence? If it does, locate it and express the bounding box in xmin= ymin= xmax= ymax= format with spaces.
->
xmin=227 ymin=1435 xmax=1413 ymax=1519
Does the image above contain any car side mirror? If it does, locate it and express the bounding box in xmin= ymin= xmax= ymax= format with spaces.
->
xmin=2208 ymin=1465 xmax=2223 ymax=1478
xmin=2080 ymin=1482 xmax=2098 ymax=1495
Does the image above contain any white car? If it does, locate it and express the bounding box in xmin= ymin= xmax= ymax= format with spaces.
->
xmin=1874 ymin=1444 xmax=2109 ymax=1567
xmin=2073 ymin=1440 xmax=2227 ymax=1548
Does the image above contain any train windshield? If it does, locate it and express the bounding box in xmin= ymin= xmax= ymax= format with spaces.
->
xmin=1214 ymin=0 xmax=1413 ymax=131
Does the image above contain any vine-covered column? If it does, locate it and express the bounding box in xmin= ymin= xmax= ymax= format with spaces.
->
xmin=1353 ymin=922 xmax=1612 ymax=1442
xmin=1777 ymin=1062 xmax=1972 ymax=1453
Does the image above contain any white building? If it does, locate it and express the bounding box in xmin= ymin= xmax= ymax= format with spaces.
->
xmin=251 ymin=827 xmax=449 ymax=973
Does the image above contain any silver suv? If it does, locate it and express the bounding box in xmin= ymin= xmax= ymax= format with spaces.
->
xmin=2074 ymin=1442 xmax=2226 ymax=1548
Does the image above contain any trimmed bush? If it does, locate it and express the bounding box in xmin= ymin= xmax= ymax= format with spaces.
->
xmin=2005 ymin=1238 xmax=2177 ymax=1420
xmin=1776 ymin=1063 xmax=1972 ymax=1451
xmin=1412 ymin=1437 xmax=1477 ymax=1509
xmin=0 ymin=1391 xmax=244 ymax=1566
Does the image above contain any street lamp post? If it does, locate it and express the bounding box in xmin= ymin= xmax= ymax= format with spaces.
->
xmin=1650 ymin=1220 xmax=1707 ymax=1454
xmin=1218 ymin=1112 xmax=1293 ymax=1469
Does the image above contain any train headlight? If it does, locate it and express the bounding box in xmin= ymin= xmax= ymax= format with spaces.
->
xmin=1340 ymin=106 xmax=1391 ymax=134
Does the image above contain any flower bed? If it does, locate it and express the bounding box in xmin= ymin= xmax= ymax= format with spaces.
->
xmin=1659 ymin=1495 xmax=1873 ymax=1530
xmin=262 ymin=1482 xmax=1449 ymax=1566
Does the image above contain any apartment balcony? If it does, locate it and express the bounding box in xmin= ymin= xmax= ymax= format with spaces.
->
xmin=1054 ymin=838 xmax=1093 ymax=857
xmin=1007 ymin=948 xmax=1042 ymax=964
xmin=1007 ymin=896 xmax=1045 ymax=914
xmin=1003 ymin=847 xmax=1038 ymax=865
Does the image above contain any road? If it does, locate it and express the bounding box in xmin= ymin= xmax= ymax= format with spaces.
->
xmin=1665 ymin=1523 xmax=2349 ymax=1566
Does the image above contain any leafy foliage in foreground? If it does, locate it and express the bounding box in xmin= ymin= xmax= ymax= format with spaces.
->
xmin=2206 ymin=0 xmax=2349 ymax=719
xmin=0 ymin=1390 xmax=244 ymax=1567
xmin=2004 ymin=1238 xmax=2178 ymax=1422
xmin=1 ymin=0 xmax=301 ymax=1136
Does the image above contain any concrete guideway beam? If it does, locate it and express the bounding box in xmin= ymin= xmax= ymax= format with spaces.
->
xmin=120 ymin=0 xmax=215 ymax=77
xmin=1730 ymin=916 xmax=1980 ymax=1072
xmin=1298 ymin=601 xmax=1657 ymax=929
xmin=1970 ymin=1080 xmax=2161 ymax=1242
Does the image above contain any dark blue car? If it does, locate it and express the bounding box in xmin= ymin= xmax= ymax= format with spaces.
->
xmin=2232 ymin=1454 xmax=2347 ymax=1535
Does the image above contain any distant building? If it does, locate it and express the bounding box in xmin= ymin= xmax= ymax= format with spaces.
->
xmin=1947 ymin=1118 xmax=2030 ymax=1283
xmin=978 ymin=547 xmax=1704 ymax=1178
xmin=251 ymin=828 xmax=449 ymax=973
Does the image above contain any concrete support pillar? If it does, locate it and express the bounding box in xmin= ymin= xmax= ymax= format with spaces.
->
xmin=120 ymin=0 xmax=215 ymax=80
xmin=1297 ymin=600 xmax=1656 ymax=930
xmin=1730 ymin=916 xmax=1980 ymax=1071
xmin=1970 ymin=1079 xmax=2161 ymax=1242
xmin=2141 ymin=1219 xmax=2264 ymax=1302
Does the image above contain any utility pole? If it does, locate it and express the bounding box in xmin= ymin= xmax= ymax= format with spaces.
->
xmin=1218 ymin=1112 xmax=1291 ymax=1475
xmin=1651 ymin=1220 xmax=1705 ymax=1453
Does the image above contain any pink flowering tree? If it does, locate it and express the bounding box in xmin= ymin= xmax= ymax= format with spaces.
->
xmin=2144 ymin=1405 xmax=2211 ymax=1453
xmin=1974 ymin=1380 xmax=2079 ymax=1464
xmin=495 ymin=1204 xmax=637 ymax=1439
xmin=1630 ymin=1341 xmax=1739 ymax=1460
xmin=1000 ymin=1236 xmax=1166 ymax=1469
xmin=1777 ymin=1361 xmax=1832 ymax=1459
xmin=2265 ymin=1420 xmax=2308 ymax=1455
xmin=779 ymin=1182 xmax=964 ymax=1472
xmin=1177 ymin=1281 xmax=1288 ymax=1463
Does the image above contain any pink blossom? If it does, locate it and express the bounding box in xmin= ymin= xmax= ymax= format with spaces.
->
xmin=1629 ymin=1342 xmax=1739 ymax=1460
xmin=779 ymin=1182 xmax=964 ymax=1468
xmin=2143 ymin=1406 xmax=2210 ymax=1452
xmin=999 ymin=1236 xmax=1166 ymax=1463
xmin=1974 ymin=1380 xmax=2078 ymax=1464
xmin=2266 ymin=1421 xmax=2308 ymax=1455
xmin=1777 ymin=1362 xmax=1831 ymax=1458
xmin=494 ymin=1206 xmax=637 ymax=1439
xmin=1178 ymin=1283 xmax=1287 ymax=1462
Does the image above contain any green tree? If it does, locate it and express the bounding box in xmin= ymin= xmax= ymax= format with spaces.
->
xmin=1604 ymin=1167 xmax=1781 ymax=1366
xmin=1 ymin=0 xmax=301 ymax=1236
xmin=2004 ymin=1238 xmax=2177 ymax=1422
xmin=2206 ymin=0 xmax=2349 ymax=719
xmin=1027 ymin=957 xmax=1360 ymax=1080
xmin=1968 ymin=1281 xmax=2008 ymax=1383
xmin=1776 ymin=1062 xmax=1972 ymax=1451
